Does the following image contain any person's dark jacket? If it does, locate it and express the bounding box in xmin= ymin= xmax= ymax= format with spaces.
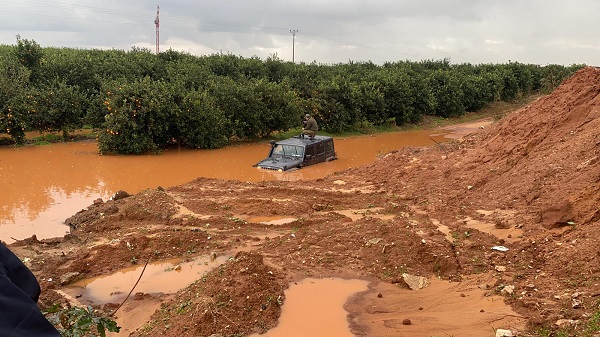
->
xmin=304 ymin=117 xmax=319 ymax=132
xmin=0 ymin=243 xmax=61 ymax=336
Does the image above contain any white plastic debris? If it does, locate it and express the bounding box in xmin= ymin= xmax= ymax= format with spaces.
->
xmin=491 ymin=246 xmax=509 ymax=252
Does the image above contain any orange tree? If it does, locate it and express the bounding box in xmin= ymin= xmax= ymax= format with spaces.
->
xmin=98 ymin=77 xmax=177 ymax=154
xmin=29 ymin=80 xmax=85 ymax=139
xmin=0 ymin=54 xmax=32 ymax=143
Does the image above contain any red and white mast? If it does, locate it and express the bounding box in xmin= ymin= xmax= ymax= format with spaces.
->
xmin=154 ymin=5 xmax=160 ymax=54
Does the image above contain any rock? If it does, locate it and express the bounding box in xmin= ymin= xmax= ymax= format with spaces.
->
xmin=402 ymin=273 xmax=429 ymax=290
xmin=501 ymin=285 xmax=515 ymax=295
xmin=377 ymin=293 xmax=383 ymax=298
xmin=495 ymin=329 xmax=514 ymax=337
xmin=540 ymin=200 xmax=573 ymax=228
xmin=93 ymin=198 xmax=103 ymax=205
xmin=478 ymin=284 xmax=490 ymax=290
xmin=59 ymin=272 xmax=82 ymax=286
xmin=572 ymin=298 xmax=583 ymax=308
xmin=366 ymin=238 xmax=383 ymax=246
xmin=495 ymin=265 xmax=507 ymax=272
xmin=402 ymin=319 xmax=411 ymax=325
xmin=112 ymin=190 xmax=131 ymax=200
xmin=556 ymin=319 xmax=579 ymax=326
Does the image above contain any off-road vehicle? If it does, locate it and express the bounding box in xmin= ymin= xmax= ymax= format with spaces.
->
xmin=254 ymin=135 xmax=337 ymax=171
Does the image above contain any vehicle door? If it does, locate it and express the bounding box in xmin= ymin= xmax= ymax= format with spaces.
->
xmin=304 ymin=144 xmax=317 ymax=166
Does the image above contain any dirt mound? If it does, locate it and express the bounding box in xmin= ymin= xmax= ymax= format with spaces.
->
xmin=462 ymin=66 xmax=600 ymax=227
xmin=130 ymin=251 xmax=288 ymax=337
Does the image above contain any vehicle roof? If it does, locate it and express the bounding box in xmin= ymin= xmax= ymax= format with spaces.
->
xmin=275 ymin=135 xmax=333 ymax=147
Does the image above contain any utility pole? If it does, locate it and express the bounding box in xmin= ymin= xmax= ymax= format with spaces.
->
xmin=154 ymin=5 xmax=160 ymax=54
xmin=290 ymin=29 xmax=298 ymax=63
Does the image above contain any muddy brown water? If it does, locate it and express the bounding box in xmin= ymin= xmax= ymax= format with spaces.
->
xmin=249 ymin=278 xmax=369 ymax=337
xmin=0 ymin=130 xmax=450 ymax=241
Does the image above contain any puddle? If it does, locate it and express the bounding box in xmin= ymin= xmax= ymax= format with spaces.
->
xmin=64 ymin=254 xmax=229 ymax=305
xmin=250 ymin=278 xmax=369 ymax=337
xmin=463 ymin=209 xmax=523 ymax=243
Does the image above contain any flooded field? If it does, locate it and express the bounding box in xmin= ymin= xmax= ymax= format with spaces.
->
xmin=0 ymin=129 xmax=449 ymax=241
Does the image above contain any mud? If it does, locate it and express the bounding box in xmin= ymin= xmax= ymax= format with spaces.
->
xmin=5 ymin=66 xmax=600 ymax=337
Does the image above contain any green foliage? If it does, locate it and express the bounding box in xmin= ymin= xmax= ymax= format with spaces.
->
xmin=15 ymin=35 xmax=43 ymax=83
xmin=30 ymin=80 xmax=85 ymax=139
xmin=0 ymin=37 xmax=586 ymax=152
xmin=177 ymin=89 xmax=228 ymax=148
xmin=428 ymin=69 xmax=465 ymax=118
xmin=98 ymin=77 xmax=177 ymax=154
xmin=44 ymin=304 xmax=120 ymax=337
xmin=0 ymin=54 xmax=32 ymax=143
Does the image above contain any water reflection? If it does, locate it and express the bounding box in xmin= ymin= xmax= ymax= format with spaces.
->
xmin=65 ymin=255 xmax=230 ymax=305
xmin=0 ymin=130 xmax=448 ymax=241
xmin=249 ymin=278 xmax=369 ymax=337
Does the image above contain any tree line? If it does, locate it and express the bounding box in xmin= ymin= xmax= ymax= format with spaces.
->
xmin=0 ymin=37 xmax=584 ymax=154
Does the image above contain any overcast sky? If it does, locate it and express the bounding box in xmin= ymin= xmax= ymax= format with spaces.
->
xmin=1 ymin=0 xmax=598 ymax=66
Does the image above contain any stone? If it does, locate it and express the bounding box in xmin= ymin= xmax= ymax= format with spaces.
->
xmin=112 ymin=190 xmax=131 ymax=200
xmin=402 ymin=273 xmax=429 ymax=290
xmin=501 ymin=285 xmax=515 ymax=295
xmin=402 ymin=319 xmax=411 ymax=325
xmin=495 ymin=329 xmax=513 ymax=337
xmin=59 ymin=272 xmax=82 ymax=286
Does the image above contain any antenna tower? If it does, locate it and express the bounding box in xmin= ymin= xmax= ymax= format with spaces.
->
xmin=154 ymin=5 xmax=160 ymax=54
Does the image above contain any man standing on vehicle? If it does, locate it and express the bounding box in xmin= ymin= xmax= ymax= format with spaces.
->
xmin=302 ymin=114 xmax=318 ymax=139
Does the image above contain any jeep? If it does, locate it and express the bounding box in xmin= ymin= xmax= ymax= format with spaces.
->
xmin=254 ymin=135 xmax=337 ymax=171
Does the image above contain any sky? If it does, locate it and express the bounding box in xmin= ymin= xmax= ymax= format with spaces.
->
xmin=0 ymin=0 xmax=598 ymax=66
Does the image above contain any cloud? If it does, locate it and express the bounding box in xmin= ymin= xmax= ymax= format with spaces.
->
xmin=0 ymin=0 xmax=598 ymax=65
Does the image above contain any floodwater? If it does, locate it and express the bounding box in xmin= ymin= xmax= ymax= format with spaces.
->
xmin=0 ymin=129 xmax=449 ymax=241
xmin=64 ymin=254 xmax=230 ymax=305
xmin=249 ymin=278 xmax=369 ymax=337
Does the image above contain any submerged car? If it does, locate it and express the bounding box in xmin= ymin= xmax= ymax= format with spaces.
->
xmin=254 ymin=135 xmax=337 ymax=171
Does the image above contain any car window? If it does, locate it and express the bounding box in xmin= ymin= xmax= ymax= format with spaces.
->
xmin=272 ymin=144 xmax=303 ymax=157
xmin=325 ymin=140 xmax=334 ymax=153
xmin=316 ymin=142 xmax=325 ymax=155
